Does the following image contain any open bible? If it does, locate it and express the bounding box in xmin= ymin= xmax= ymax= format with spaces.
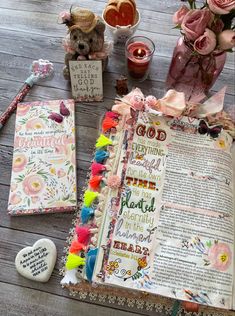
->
xmin=61 ymin=90 xmax=235 ymax=311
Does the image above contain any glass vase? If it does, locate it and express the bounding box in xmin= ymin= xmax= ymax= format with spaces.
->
xmin=166 ymin=37 xmax=226 ymax=102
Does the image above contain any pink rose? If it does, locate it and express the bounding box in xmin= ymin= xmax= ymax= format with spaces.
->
xmin=31 ymin=196 xmax=39 ymax=203
xmin=194 ymin=28 xmax=216 ymax=55
xmin=17 ymin=103 xmax=30 ymax=116
xmin=218 ymin=30 xmax=235 ymax=50
xmin=129 ymin=88 xmax=145 ymax=110
xmin=145 ymin=95 xmax=157 ymax=108
xmin=209 ymin=18 xmax=224 ymax=33
xmin=25 ymin=118 xmax=45 ymax=130
xmin=59 ymin=11 xmax=71 ymax=23
xmin=208 ymin=242 xmax=232 ymax=271
xmin=207 ymin=0 xmax=235 ymax=15
xmin=9 ymin=193 xmax=22 ymax=205
xmin=22 ymin=174 xmax=44 ymax=196
xmin=12 ymin=154 xmax=27 ymax=172
xmin=181 ymin=9 xmax=212 ymax=41
xmin=173 ymin=5 xmax=190 ymax=25
xmin=112 ymin=88 xmax=145 ymax=116
xmin=57 ymin=168 xmax=66 ymax=178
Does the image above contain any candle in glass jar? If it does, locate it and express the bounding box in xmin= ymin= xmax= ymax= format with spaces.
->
xmin=125 ymin=37 xmax=155 ymax=81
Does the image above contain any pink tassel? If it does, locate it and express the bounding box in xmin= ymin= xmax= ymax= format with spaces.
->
xmin=105 ymin=111 xmax=119 ymax=120
xmin=91 ymin=162 xmax=106 ymax=176
xmin=89 ymin=175 xmax=103 ymax=190
xmin=102 ymin=117 xmax=118 ymax=132
xmin=75 ymin=226 xmax=91 ymax=245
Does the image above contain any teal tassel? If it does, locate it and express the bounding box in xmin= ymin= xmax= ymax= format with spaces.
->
xmin=81 ymin=206 xmax=94 ymax=224
xmin=171 ymin=300 xmax=181 ymax=316
xmin=95 ymin=150 xmax=109 ymax=163
xmin=86 ymin=248 xmax=98 ymax=282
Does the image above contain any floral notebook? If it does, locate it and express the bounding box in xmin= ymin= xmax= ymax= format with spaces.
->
xmin=8 ymin=99 xmax=77 ymax=216
xmin=61 ymin=89 xmax=235 ymax=312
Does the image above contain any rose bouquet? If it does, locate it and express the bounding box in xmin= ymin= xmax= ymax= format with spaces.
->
xmin=166 ymin=0 xmax=235 ymax=102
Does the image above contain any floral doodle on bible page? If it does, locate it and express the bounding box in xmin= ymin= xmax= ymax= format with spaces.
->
xmin=8 ymin=99 xmax=77 ymax=215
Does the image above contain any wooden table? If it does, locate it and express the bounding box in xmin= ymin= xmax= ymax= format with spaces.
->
xmin=0 ymin=1 xmax=234 ymax=315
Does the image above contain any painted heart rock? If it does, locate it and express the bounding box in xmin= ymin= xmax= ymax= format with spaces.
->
xmin=15 ymin=238 xmax=57 ymax=282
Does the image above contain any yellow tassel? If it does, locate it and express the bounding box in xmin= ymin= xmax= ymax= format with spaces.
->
xmin=65 ymin=253 xmax=86 ymax=270
xmin=95 ymin=134 xmax=113 ymax=148
xmin=84 ymin=190 xmax=99 ymax=207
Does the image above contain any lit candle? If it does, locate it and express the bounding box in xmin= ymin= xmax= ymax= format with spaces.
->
xmin=125 ymin=36 xmax=155 ymax=81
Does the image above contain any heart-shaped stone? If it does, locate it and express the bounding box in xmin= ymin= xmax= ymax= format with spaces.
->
xmin=15 ymin=238 xmax=57 ymax=283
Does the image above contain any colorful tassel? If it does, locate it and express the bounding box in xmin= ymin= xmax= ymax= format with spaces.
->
xmin=95 ymin=134 xmax=112 ymax=148
xmin=89 ymin=175 xmax=103 ymax=191
xmin=91 ymin=162 xmax=106 ymax=176
xmin=81 ymin=206 xmax=94 ymax=224
xmin=69 ymin=240 xmax=85 ymax=253
xmin=106 ymin=175 xmax=121 ymax=189
xmin=84 ymin=190 xmax=99 ymax=207
xmin=95 ymin=150 xmax=109 ymax=163
xmin=105 ymin=111 xmax=119 ymax=120
xmin=102 ymin=117 xmax=118 ymax=132
xmin=75 ymin=225 xmax=91 ymax=244
xmin=86 ymin=248 xmax=98 ymax=282
xmin=65 ymin=253 xmax=86 ymax=270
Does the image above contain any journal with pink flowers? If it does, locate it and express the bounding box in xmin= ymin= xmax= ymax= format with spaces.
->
xmin=8 ymin=99 xmax=77 ymax=216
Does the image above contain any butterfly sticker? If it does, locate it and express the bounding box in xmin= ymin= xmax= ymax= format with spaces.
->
xmin=126 ymin=107 xmax=137 ymax=126
xmin=198 ymin=120 xmax=222 ymax=138
xmin=135 ymin=153 xmax=144 ymax=160
xmin=48 ymin=101 xmax=70 ymax=123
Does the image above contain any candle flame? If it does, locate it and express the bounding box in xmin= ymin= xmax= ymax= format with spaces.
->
xmin=137 ymin=49 xmax=142 ymax=55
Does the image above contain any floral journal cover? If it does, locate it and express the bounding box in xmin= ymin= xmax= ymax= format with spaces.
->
xmin=61 ymin=89 xmax=235 ymax=311
xmin=8 ymin=99 xmax=77 ymax=216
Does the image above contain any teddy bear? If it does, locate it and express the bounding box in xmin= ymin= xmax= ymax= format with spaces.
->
xmin=60 ymin=7 xmax=107 ymax=80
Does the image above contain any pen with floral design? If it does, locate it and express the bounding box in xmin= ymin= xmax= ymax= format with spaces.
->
xmin=0 ymin=59 xmax=54 ymax=130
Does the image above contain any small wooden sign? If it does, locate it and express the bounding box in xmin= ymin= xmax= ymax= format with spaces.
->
xmin=69 ymin=60 xmax=103 ymax=102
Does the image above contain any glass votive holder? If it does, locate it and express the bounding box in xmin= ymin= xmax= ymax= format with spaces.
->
xmin=125 ymin=36 xmax=155 ymax=82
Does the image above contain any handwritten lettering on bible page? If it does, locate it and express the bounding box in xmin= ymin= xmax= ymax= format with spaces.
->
xmin=93 ymin=113 xmax=234 ymax=310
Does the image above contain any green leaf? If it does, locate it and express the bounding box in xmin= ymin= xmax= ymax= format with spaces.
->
xmin=206 ymin=240 xmax=212 ymax=248
xmin=172 ymin=24 xmax=181 ymax=30
xmin=69 ymin=199 xmax=77 ymax=204
xmin=62 ymin=195 xmax=70 ymax=201
xmin=15 ymin=174 xmax=25 ymax=183
xmin=37 ymin=169 xmax=49 ymax=176
xmin=204 ymin=262 xmax=210 ymax=266
xmin=68 ymin=165 xmax=74 ymax=174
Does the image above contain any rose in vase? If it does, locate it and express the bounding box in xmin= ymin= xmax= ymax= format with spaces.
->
xmin=207 ymin=0 xmax=235 ymax=15
xmin=167 ymin=0 xmax=235 ymax=101
xmin=173 ymin=5 xmax=190 ymax=25
xmin=218 ymin=29 xmax=235 ymax=50
xmin=181 ymin=9 xmax=212 ymax=41
xmin=194 ymin=28 xmax=216 ymax=55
